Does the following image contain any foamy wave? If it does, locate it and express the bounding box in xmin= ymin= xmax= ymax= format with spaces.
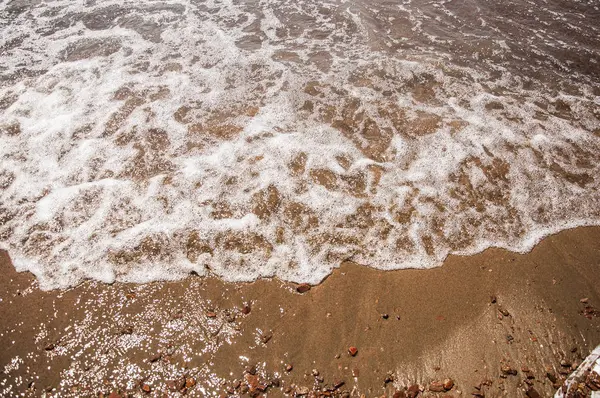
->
xmin=1 ymin=0 xmax=599 ymax=289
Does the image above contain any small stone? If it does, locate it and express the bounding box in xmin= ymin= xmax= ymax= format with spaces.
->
xmin=546 ymin=372 xmax=557 ymax=383
xmin=261 ymin=331 xmax=273 ymax=344
xmin=120 ymin=326 xmax=133 ymax=335
xmin=382 ymin=313 xmax=389 ymax=319
xmin=501 ymin=365 xmax=517 ymax=375
xmin=560 ymin=359 xmax=572 ymax=368
xmin=499 ymin=308 xmax=510 ymax=317
xmin=525 ymin=387 xmax=542 ymax=398
xmin=348 ymin=346 xmax=358 ymax=356
xmin=246 ymin=365 xmax=257 ymax=375
xmin=407 ymin=384 xmax=420 ymax=398
xmin=296 ymin=283 xmax=311 ymax=293
xmin=241 ymin=305 xmax=251 ymax=315
xmin=352 ymin=368 xmax=360 ymax=377
xmin=141 ymin=384 xmax=151 ymax=393
xmin=312 ymin=369 xmax=319 ymax=376
xmin=506 ymin=334 xmax=514 ymax=343
xmin=285 ymin=364 xmax=293 ymax=372
xmin=271 ymin=378 xmax=281 ymax=388
xmin=580 ymin=298 xmax=589 ymax=303
xmin=490 ymin=295 xmax=497 ymax=304
xmin=558 ymin=367 xmax=570 ymax=375
xmin=44 ymin=343 xmax=56 ymax=351
xmin=334 ymin=380 xmax=345 ymax=389
xmin=149 ymin=353 xmax=161 ymax=363
xmin=384 ymin=374 xmax=394 ymax=384
xmin=185 ymin=377 xmax=196 ymax=388
xmin=206 ymin=311 xmax=217 ymax=318
xmin=296 ymin=386 xmax=310 ymax=395
xmin=443 ymin=378 xmax=454 ymax=390
xmin=429 ymin=382 xmax=445 ymax=392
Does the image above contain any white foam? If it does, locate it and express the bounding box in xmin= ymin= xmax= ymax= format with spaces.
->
xmin=0 ymin=0 xmax=599 ymax=289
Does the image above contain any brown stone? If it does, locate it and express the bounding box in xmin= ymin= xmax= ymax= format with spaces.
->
xmin=296 ymin=283 xmax=311 ymax=293
xmin=206 ymin=311 xmax=217 ymax=318
xmin=560 ymin=359 xmax=572 ymax=368
xmin=241 ymin=305 xmax=251 ymax=315
xmin=429 ymin=381 xmax=445 ymax=392
xmin=285 ymin=364 xmax=293 ymax=372
xmin=261 ymin=331 xmax=273 ymax=344
xmin=443 ymin=378 xmax=454 ymax=390
xmin=525 ymin=387 xmax=542 ymax=398
xmin=407 ymin=384 xmax=420 ymax=398
xmin=501 ymin=365 xmax=517 ymax=375
xmin=498 ymin=307 xmax=510 ymax=317
xmin=348 ymin=346 xmax=358 ymax=356
xmin=141 ymin=384 xmax=151 ymax=393
xmin=546 ymin=372 xmax=557 ymax=383
xmin=334 ymin=380 xmax=345 ymax=389
xmin=185 ymin=378 xmax=196 ymax=388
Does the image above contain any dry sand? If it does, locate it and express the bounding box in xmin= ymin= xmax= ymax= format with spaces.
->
xmin=1 ymin=226 xmax=600 ymax=397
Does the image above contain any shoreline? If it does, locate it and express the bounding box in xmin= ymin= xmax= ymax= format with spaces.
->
xmin=1 ymin=226 xmax=600 ymax=397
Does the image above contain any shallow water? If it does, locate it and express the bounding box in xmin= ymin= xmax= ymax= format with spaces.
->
xmin=1 ymin=0 xmax=599 ymax=289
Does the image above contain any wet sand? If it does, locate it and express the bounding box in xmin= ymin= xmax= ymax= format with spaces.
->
xmin=1 ymin=226 xmax=600 ymax=397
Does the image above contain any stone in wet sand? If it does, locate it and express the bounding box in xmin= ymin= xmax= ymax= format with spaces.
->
xmin=296 ymin=283 xmax=311 ymax=293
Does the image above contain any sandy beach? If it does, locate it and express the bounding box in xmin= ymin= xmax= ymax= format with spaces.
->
xmin=1 ymin=226 xmax=599 ymax=397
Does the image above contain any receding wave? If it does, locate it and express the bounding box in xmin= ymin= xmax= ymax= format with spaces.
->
xmin=1 ymin=0 xmax=599 ymax=289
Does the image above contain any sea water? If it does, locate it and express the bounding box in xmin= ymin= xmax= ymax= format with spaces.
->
xmin=1 ymin=0 xmax=599 ymax=289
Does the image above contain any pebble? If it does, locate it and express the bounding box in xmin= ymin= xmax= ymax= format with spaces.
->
xmin=141 ymin=384 xmax=151 ymax=393
xmin=261 ymin=331 xmax=273 ymax=344
xmin=501 ymin=365 xmax=517 ymax=375
xmin=348 ymin=346 xmax=358 ymax=356
xmin=241 ymin=305 xmax=251 ymax=315
xmin=580 ymin=298 xmax=589 ymax=303
xmin=560 ymin=359 xmax=572 ymax=368
xmin=185 ymin=378 xmax=196 ymax=388
xmin=443 ymin=378 xmax=454 ymax=390
xmin=525 ymin=387 xmax=542 ymax=398
xmin=429 ymin=382 xmax=445 ymax=392
xmin=490 ymin=295 xmax=497 ymax=304
xmin=296 ymin=386 xmax=309 ymax=396
xmin=312 ymin=369 xmax=319 ymax=376
xmin=382 ymin=313 xmax=389 ymax=319
xmin=499 ymin=307 xmax=510 ymax=317
xmin=296 ymin=283 xmax=311 ymax=293
xmin=407 ymin=384 xmax=420 ymax=398
xmin=285 ymin=364 xmax=293 ymax=372
xmin=334 ymin=380 xmax=345 ymax=389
